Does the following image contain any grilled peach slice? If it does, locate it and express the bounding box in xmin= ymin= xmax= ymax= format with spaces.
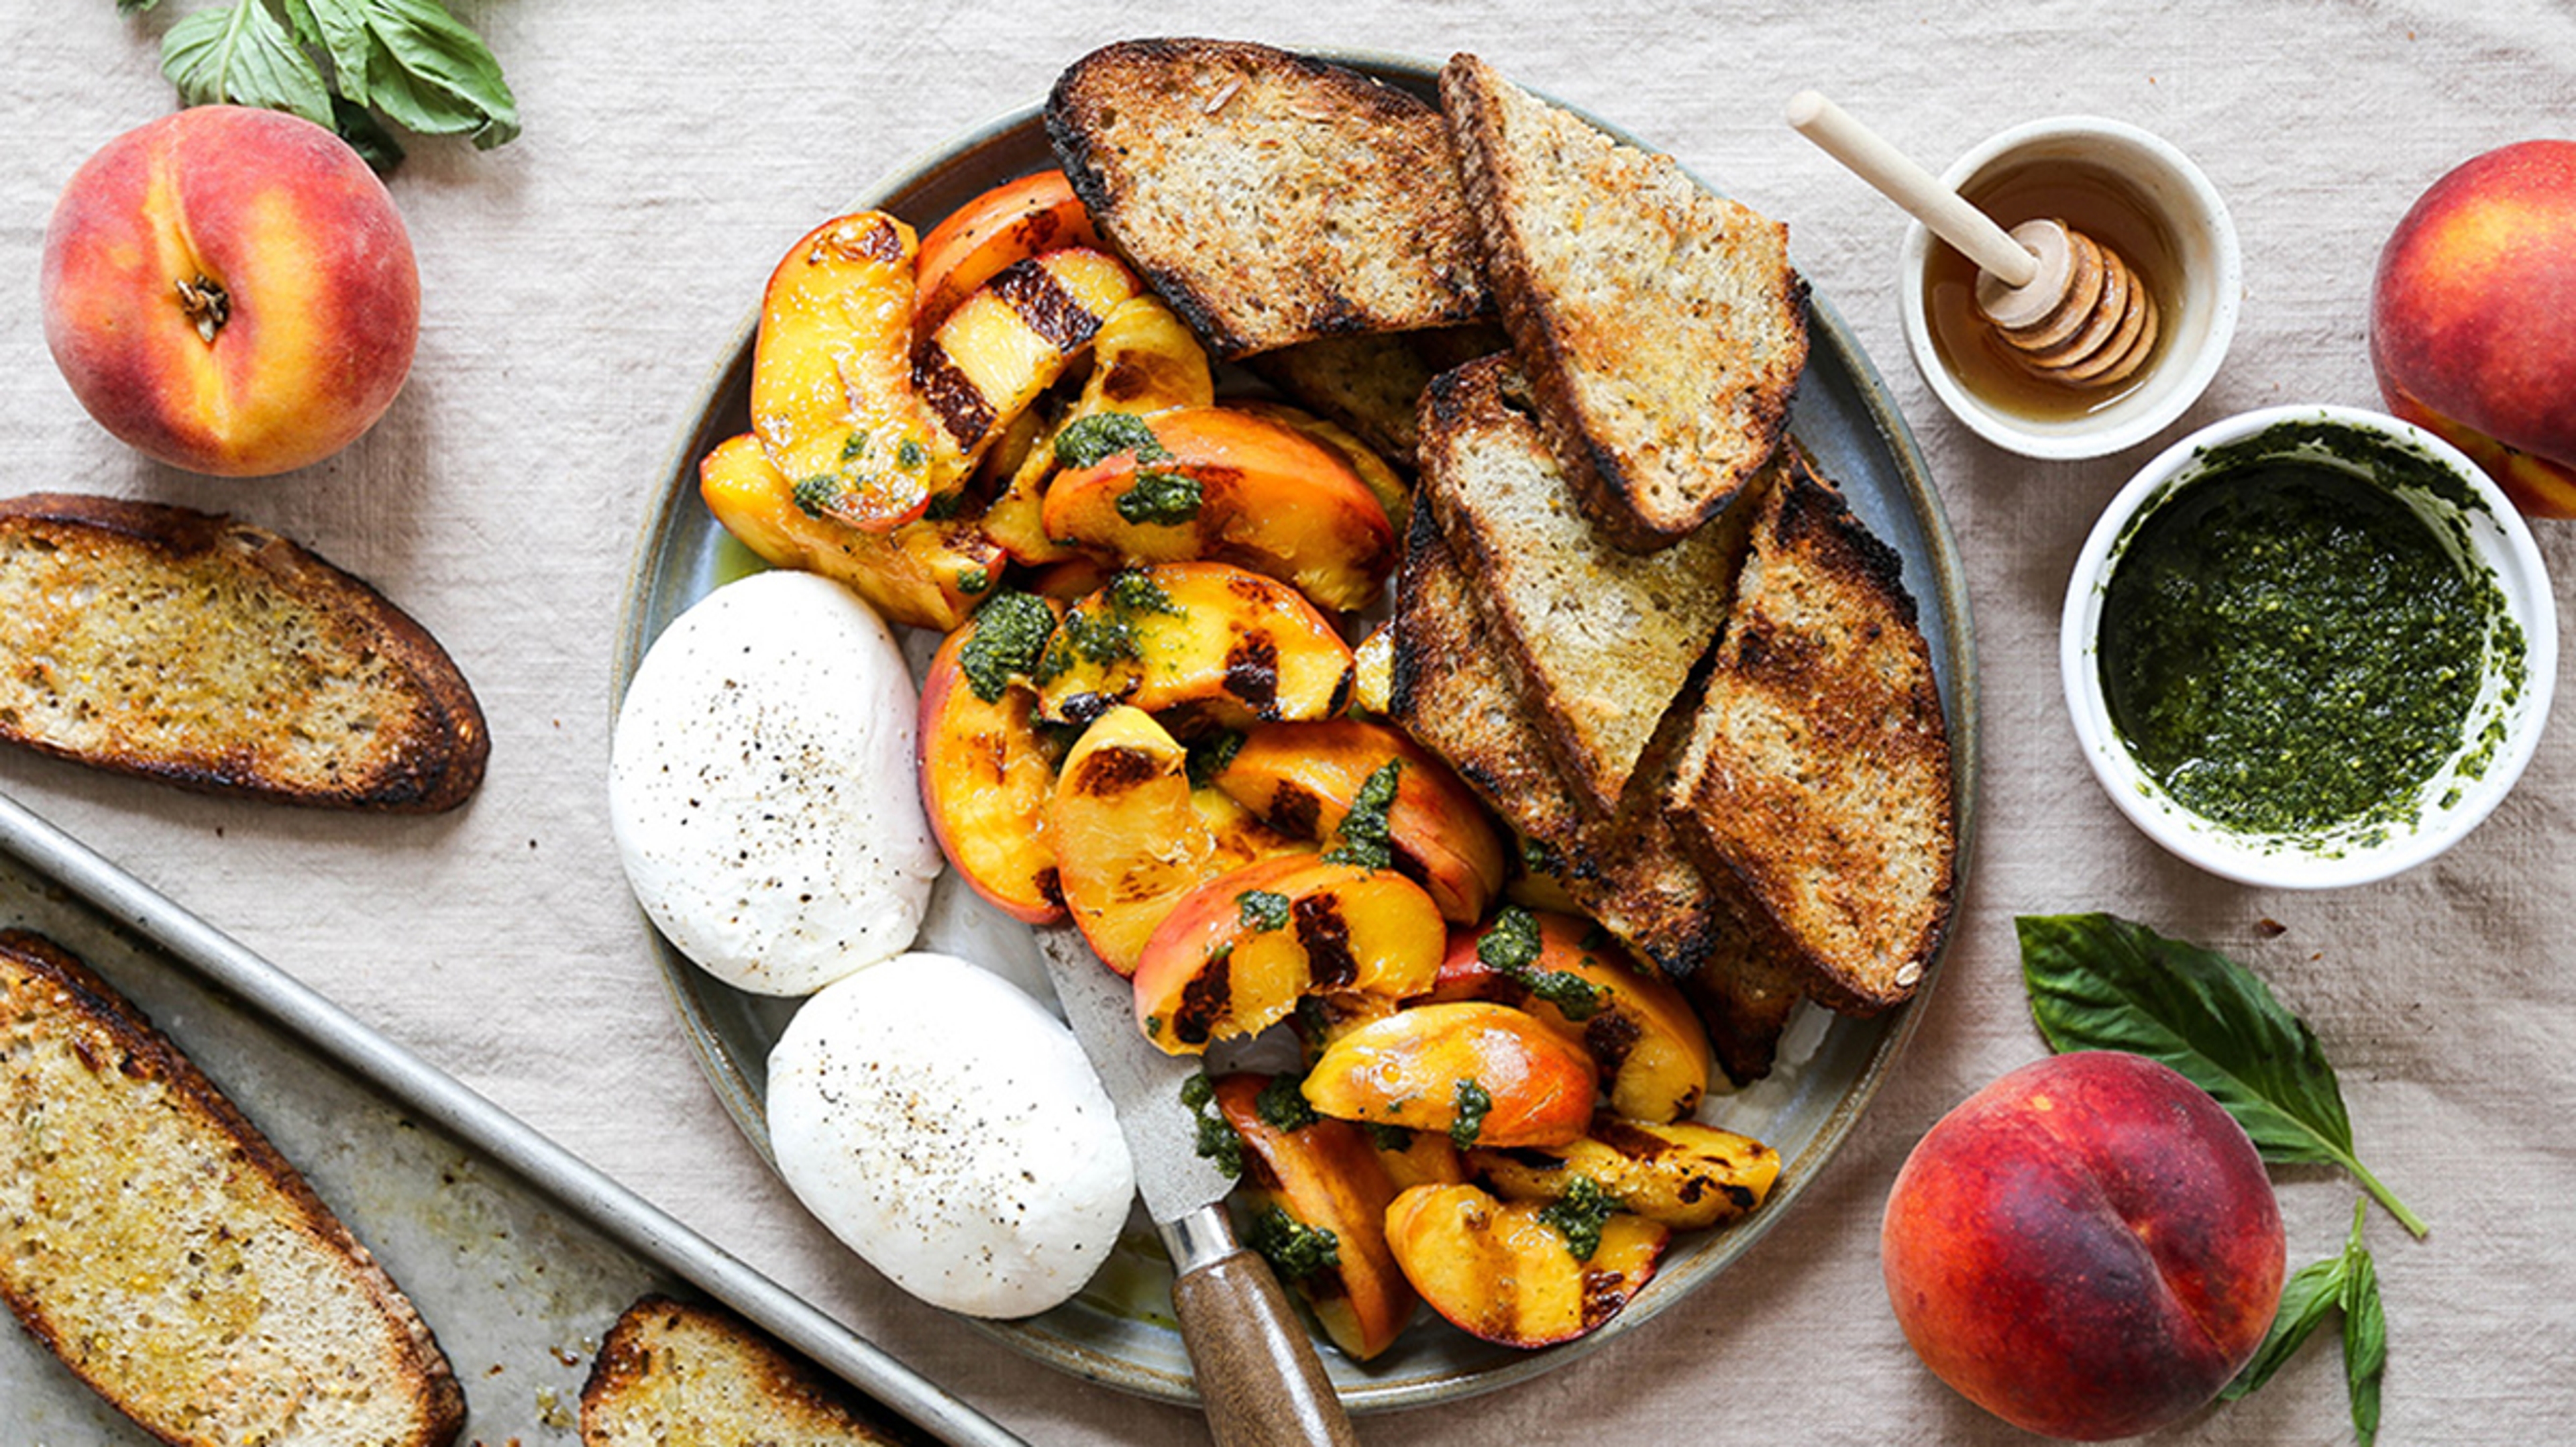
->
xmin=1470 ymin=1116 xmax=1780 ymax=1232
xmin=1049 ymin=705 xmax=1301 ymax=975
xmin=749 ymin=211 xmax=937 ymax=531
xmin=1229 ymin=399 xmax=1410 ymax=529
xmin=1304 ymin=1002 xmax=1595 ymax=1150
xmin=1133 ymin=856 xmax=1445 ymax=1053
xmin=1429 ymin=910 xmax=1713 ymax=1124
xmin=918 ymin=594 xmax=1065 ymax=924
xmin=1368 ymin=1125 xmax=1470 ymax=1193
xmin=1036 ymin=563 xmax=1355 ymax=730
xmin=698 ymin=432 xmax=1002 ymax=632
xmin=914 ymin=169 xmax=1108 ymax=330
xmin=1212 ymin=1073 xmax=1417 ymax=1360
xmin=1385 ymin=1183 xmax=1669 ymax=1348
xmin=1041 ymin=407 xmax=1397 ymax=612
xmin=916 ymin=247 xmax=1139 ymax=487
xmin=984 ymin=295 xmax=1214 ymax=566
xmin=1214 ymin=720 xmax=1508 ymax=924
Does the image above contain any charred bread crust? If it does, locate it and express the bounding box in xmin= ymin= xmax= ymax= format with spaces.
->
xmin=0 ymin=929 xmax=465 ymax=1447
xmin=1047 ymin=38 xmax=1489 ymax=360
xmin=0 ymin=492 xmax=488 ymax=812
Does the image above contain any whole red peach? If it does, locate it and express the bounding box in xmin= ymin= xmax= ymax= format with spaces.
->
xmin=41 ymin=106 xmax=420 ymax=477
xmin=1881 ymin=1051 xmax=2284 ymax=1441
xmin=2371 ymin=139 xmax=2576 ymax=518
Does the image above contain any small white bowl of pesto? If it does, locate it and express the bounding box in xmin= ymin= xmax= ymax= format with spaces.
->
xmin=2062 ymin=404 xmax=2555 ymax=888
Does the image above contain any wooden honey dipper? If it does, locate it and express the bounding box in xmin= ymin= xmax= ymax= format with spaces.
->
xmin=1787 ymin=90 xmax=2158 ymax=388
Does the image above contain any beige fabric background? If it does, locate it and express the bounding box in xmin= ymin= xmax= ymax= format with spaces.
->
xmin=5 ymin=2 xmax=2574 ymax=1442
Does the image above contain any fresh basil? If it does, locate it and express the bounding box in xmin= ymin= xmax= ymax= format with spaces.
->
xmin=122 ymin=0 xmax=519 ymax=168
xmin=2015 ymin=913 xmax=2424 ymax=1236
xmin=2222 ymin=1200 xmax=2384 ymax=1446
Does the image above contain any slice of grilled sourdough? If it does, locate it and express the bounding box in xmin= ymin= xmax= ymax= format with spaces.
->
xmin=581 ymin=1295 xmax=913 ymax=1446
xmin=1440 ymin=52 xmax=1810 ymax=551
xmin=1663 ymin=455 xmax=1957 ymax=1014
xmin=1245 ymin=321 xmax=1509 ymax=466
xmin=1415 ymin=354 xmax=1743 ymax=816
xmin=0 ymin=930 xmax=464 ymax=1447
xmin=0 ymin=494 xmax=487 ymax=810
xmin=1389 ymin=503 xmax=1797 ymax=1083
xmin=1047 ymin=38 xmax=1489 ymax=359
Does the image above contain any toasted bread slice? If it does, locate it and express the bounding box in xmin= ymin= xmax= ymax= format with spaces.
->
xmin=1664 ymin=455 xmax=1956 ymax=1014
xmin=581 ymin=1295 xmax=911 ymax=1446
xmin=1440 ymin=53 xmax=1809 ymax=551
xmin=0 ymin=930 xmax=463 ymax=1447
xmin=1245 ymin=322 xmax=1509 ymax=466
xmin=1415 ymin=355 xmax=1741 ymax=816
xmin=0 ymin=494 xmax=487 ymax=811
xmin=1047 ymin=39 xmax=1488 ymax=359
xmin=1389 ymin=504 xmax=1794 ymax=1082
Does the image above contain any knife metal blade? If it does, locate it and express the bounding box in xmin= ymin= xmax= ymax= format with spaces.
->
xmin=1034 ymin=926 xmax=1358 ymax=1447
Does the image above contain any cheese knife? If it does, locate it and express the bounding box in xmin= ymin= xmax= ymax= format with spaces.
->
xmin=1034 ymin=926 xmax=1360 ymax=1447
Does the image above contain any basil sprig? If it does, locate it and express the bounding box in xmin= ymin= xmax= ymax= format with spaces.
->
xmin=2015 ymin=913 xmax=2425 ymax=1236
xmin=2222 ymin=1199 xmax=2387 ymax=1446
xmin=119 ymin=0 xmax=520 ymax=169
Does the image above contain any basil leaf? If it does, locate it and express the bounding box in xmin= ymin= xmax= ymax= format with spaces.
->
xmin=329 ymin=92 xmax=405 ymax=170
xmin=2016 ymin=913 xmax=2426 ymax=1236
xmin=329 ymin=0 xmax=520 ymax=148
xmin=2341 ymin=1201 xmax=2386 ymax=1446
xmin=2219 ymin=1252 xmax=2347 ymax=1401
xmin=163 ymin=2 xmax=336 ymax=128
xmin=119 ymin=0 xmax=164 ymax=15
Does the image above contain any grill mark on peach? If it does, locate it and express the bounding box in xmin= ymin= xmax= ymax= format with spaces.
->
xmin=1035 ymin=866 xmax=1063 ymax=909
xmin=991 ymin=257 xmax=1101 ymax=352
xmin=1267 ymin=781 xmax=1322 ymax=839
xmin=1294 ymin=894 xmax=1357 ymax=989
xmin=1590 ymin=1116 xmax=1677 ymax=1160
xmin=1579 ymin=1267 xmax=1628 ymax=1330
xmin=1224 ymin=633 xmax=1281 ymax=714
xmin=1071 ymin=744 xmax=1160 ymax=796
xmin=1582 ymin=1011 xmax=1642 ymax=1075
xmin=1173 ymin=953 xmax=1233 ymax=1045
xmin=914 ymin=345 xmax=995 ymax=445
xmin=815 ymin=215 xmax=903 ymax=266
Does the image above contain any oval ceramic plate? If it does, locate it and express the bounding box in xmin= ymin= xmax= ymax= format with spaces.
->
xmin=614 ymin=52 xmax=1980 ymax=1413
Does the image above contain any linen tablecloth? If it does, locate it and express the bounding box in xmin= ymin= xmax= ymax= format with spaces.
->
xmin=3 ymin=3 xmax=2572 ymax=1442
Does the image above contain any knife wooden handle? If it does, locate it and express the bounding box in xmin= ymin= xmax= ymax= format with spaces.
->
xmin=1171 ymin=1246 xmax=1360 ymax=1447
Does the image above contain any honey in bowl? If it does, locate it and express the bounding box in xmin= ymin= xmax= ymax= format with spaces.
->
xmin=1923 ymin=158 xmax=2182 ymax=421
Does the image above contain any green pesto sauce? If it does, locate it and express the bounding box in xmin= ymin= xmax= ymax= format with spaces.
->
xmin=1180 ymin=1072 xmax=1242 ymax=1178
xmin=955 ymin=591 xmax=1055 ymax=704
xmin=1323 ymin=759 xmax=1403 ymax=869
xmin=1254 ymin=1071 xmax=1319 ymax=1132
xmin=2098 ymin=458 xmax=2493 ymax=838
xmin=1237 ymin=889 xmax=1291 ymax=934
xmin=1537 ymin=1175 xmax=1615 ymax=1262
xmin=1246 ymin=1205 xmax=1340 ymax=1281
xmin=1448 ymin=1077 xmax=1493 ymax=1150
xmin=1055 ymin=411 xmax=1167 ymax=469
xmin=1115 ymin=469 xmax=1203 ymax=526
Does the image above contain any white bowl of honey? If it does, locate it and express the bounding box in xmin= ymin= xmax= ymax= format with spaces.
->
xmin=1901 ymin=115 xmax=2240 ymax=460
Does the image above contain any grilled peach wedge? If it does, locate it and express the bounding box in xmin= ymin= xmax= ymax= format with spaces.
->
xmin=1214 ymin=719 xmax=1507 ymax=924
xmin=983 ymin=293 xmax=1214 ymax=566
xmin=918 ymin=594 xmax=1065 ymax=924
xmin=1040 ymin=406 xmax=1397 ymax=612
xmin=1428 ymin=910 xmax=1714 ymax=1123
xmin=1036 ymin=563 xmax=1354 ymax=730
xmin=1050 ymin=705 xmax=1301 ymax=975
xmin=1212 ymin=1073 xmax=1417 ymax=1360
xmin=912 ymin=168 xmax=1108 ymax=330
xmin=1304 ymin=1002 xmax=1595 ymax=1150
xmin=1384 ymin=1182 xmax=1669 ymax=1349
xmin=1368 ymin=1126 xmax=1470 ymax=1193
xmin=1132 ymin=856 xmax=1445 ymax=1053
xmin=1469 ymin=1116 xmax=1780 ymax=1232
xmin=698 ymin=433 xmax=1002 ymax=633
xmin=749 ymin=211 xmax=936 ymax=531
xmin=915 ymin=246 xmax=1138 ymax=487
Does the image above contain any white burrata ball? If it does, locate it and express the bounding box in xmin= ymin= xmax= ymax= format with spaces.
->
xmin=767 ymin=952 xmax=1135 ymax=1318
xmin=609 ymin=570 xmax=941 ymax=996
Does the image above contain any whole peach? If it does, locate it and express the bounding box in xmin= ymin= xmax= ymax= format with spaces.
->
xmin=41 ymin=106 xmax=419 ymax=477
xmin=1881 ymin=1051 xmax=2284 ymax=1441
xmin=2371 ymin=139 xmax=2576 ymax=518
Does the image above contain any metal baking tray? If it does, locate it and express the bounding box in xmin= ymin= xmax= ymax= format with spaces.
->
xmin=0 ymin=790 xmax=1023 ymax=1447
